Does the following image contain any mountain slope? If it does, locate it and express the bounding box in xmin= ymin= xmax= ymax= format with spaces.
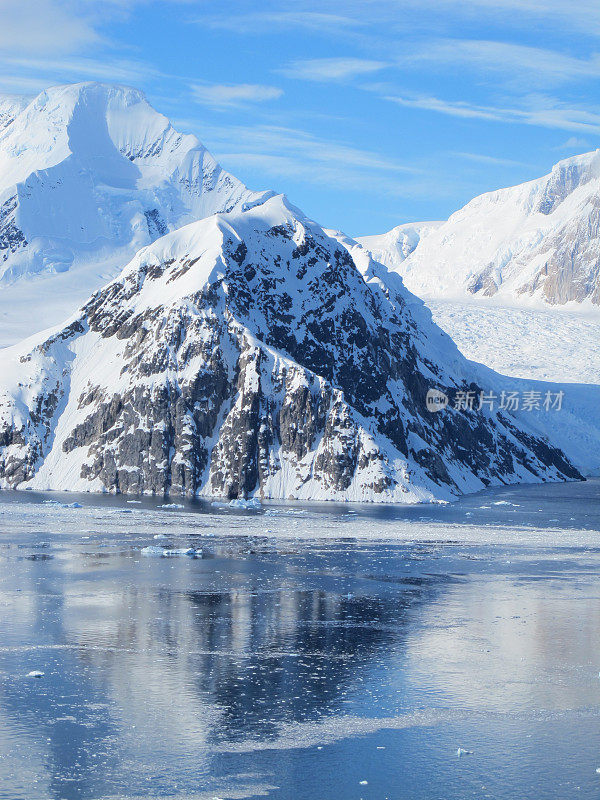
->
xmin=0 ymin=82 xmax=271 ymax=345
xmin=362 ymin=150 xmax=600 ymax=306
xmin=0 ymin=196 xmax=579 ymax=502
xmin=355 ymin=221 xmax=443 ymax=272
xmin=0 ymin=95 xmax=28 ymax=133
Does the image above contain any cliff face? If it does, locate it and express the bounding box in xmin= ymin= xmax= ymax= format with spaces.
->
xmin=0 ymin=196 xmax=579 ymax=502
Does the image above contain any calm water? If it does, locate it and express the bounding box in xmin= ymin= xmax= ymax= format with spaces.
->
xmin=1 ymin=480 xmax=600 ymax=799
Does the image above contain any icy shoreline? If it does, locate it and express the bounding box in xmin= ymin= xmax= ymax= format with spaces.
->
xmin=0 ymin=479 xmax=598 ymax=545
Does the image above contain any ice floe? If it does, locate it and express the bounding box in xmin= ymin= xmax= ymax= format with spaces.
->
xmin=141 ymin=545 xmax=201 ymax=558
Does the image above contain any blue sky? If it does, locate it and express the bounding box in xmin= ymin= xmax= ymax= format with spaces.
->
xmin=2 ymin=1 xmax=600 ymax=234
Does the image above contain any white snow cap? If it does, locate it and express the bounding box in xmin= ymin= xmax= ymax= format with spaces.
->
xmin=0 ymin=81 xmax=273 ymax=345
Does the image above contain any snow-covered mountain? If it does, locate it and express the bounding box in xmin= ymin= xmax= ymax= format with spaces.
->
xmin=0 ymin=95 xmax=28 ymax=133
xmin=0 ymin=82 xmax=271 ymax=345
xmin=0 ymin=195 xmax=580 ymax=502
xmin=356 ymin=221 xmax=443 ymax=272
xmin=361 ymin=150 xmax=600 ymax=306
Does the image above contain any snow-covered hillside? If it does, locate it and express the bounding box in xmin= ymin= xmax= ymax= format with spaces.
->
xmin=333 ymin=230 xmax=600 ymax=478
xmin=0 ymin=82 xmax=271 ymax=345
xmin=361 ymin=150 xmax=600 ymax=306
xmin=356 ymin=221 xmax=443 ymax=272
xmin=0 ymin=95 xmax=28 ymax=133
xmin=0 ymin=196 xmax=580 ymax=502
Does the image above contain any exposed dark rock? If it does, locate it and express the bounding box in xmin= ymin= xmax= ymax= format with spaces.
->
xmin=0 ymin=198 xmax=582 ymax=500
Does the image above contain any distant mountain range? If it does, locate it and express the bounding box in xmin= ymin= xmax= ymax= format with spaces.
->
xmin=358 ymin=151 xmax=600 ymax=306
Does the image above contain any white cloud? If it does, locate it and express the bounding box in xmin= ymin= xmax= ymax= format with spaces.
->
xmin=419 ymin=0 xmax=600 ymax=35
xmin=199 ymin=11 xmax=361 ymax=34
xmin=190 ymin=83 xmax=283 ymax=109
xmin=192 ymin=0 xmax=600 ymax=40
xmin=379 ymin=91 xmax=600 ymax=135
xmin=0 ymin=0 xmax=100 ymax=55
xmin=451 ymin=152 xmax=528 ymax=167
xmin=553 ymin=136 xmax=592 ymax=150
xmin=194 ymin=123 xmax=417 ymax=173
xmin=280 ymin=58 xmax=389 ymax=82
xmin=0 ymin=55 xmax=163 ymax=92
xmin=172 ymin=120 xmax=421 ymax=196
xmin=399 ymin=40 xmax=600 ymax=89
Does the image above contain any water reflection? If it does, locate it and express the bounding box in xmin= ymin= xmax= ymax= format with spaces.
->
xmin=0 ymin=540 xmax=444 ymax=799
xmin=2 ymin=497 xmax=600 ymax=800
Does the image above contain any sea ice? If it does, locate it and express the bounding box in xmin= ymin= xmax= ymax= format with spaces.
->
xmin=141 ymin=546 xmax=201 ymax=557
xmin=227 ymin=498 xmax=262 ymax=509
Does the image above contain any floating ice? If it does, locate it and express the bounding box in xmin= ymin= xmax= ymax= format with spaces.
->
xmin=141 ymin=545 xmax=169 ymax=556
xmin=41 ymin=499 xmax=82 ymax=508
xmin=456 ymin=748 xmax=473 ymax=757
xmin=228 ymin=497 xmax=262 ymax=510
xmin=26 ymin=671 xmax=44 ymax=678
xmin=158 ymin=503 xmax=185 ymax=509
xmin=359 ymin=780 xmax=368 ymax=785
xmin=141 ymin=546 xmax=201 ymax=557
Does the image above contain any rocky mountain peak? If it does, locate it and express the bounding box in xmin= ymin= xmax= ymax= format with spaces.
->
xmin=0 ymin=195 xmax=579 ymax=501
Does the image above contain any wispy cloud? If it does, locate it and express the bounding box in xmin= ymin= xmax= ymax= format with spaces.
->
xmin=198 ymin=11 xmax=361 ymax=34
xmin=553 ymin=136 xmax=592 ymax=150
xmin=190 ymin=83 xmax=284 ymax=110
xmin=196 ymin=123 xmax=417 ymax=173
xmin=415 ymin=0 xmax=600 ymax=35
xmin=173 ymin=120 xmax=421 ymax=196
xmin=398 ymin=40 xmax=600 ymax=89
xmin=0 ymin=55 xmax=164 ymax=95
xmin=0 ymin=0 xmax=101 ymax=55
xmin=280 ymin=58 xmax=389 ymax=82
xmin=192 ymin=0 xmax=600 ymax=40
xmin=450 ymin=151 xmax=529 ymax=167
xmin=378 ymin=90 xmax=600 ymax=135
